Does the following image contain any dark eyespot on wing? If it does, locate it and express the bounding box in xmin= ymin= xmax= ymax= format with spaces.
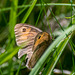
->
xmin=38 ymin=36 xmax=41 ymax=39
xmin=22 ymin=28 xmax=26 ymax=32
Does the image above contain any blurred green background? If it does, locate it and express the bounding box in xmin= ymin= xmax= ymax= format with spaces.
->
xmin=0 ymin=0 xmax=75 ymax=75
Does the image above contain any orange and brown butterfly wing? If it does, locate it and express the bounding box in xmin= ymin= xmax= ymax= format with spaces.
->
xmin=28 ymin=32 xmax=51 ymax=68
xmin=14 ymin=23 xmax=42 ymax=67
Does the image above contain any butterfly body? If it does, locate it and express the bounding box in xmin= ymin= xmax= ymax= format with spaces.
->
xmin=14 ymin=24 xmax=51 ymax=69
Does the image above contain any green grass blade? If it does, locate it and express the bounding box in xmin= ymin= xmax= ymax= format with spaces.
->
xmin=0 ymin=68 xmax=3 ymax=75
xmin=0 ymin=47 xmax=20 ymax=65
xmin=1 ymin=3 xmax=75 ymax=12
xmin=21 ymin=0 xmax=37 ymax=23
xmin=9 ymin=0 xmax=18 ymax=38
xmin=16 ymin=55 xmax=26 ymax=75
xmin=70 ymin=0 xmax=73 ymax=26
xmin=43 ymin=34 xmax=71 ymax=75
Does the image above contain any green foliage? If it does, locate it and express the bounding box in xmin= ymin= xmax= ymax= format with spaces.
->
xmin=0 ymin=0 xmax=75 ymax=75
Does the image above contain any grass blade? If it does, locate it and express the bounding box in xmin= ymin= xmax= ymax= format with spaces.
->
xmin=43 ymin=34 xmax=71 ymax=75
xmin=21 ymin=0 xmax=37 ymax=23
xmin=0 ymin=47 xmax=20 ymax=65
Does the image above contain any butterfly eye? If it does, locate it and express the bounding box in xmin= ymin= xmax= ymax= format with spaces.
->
xmin=38 ymin=36 xmax=41 ymax=39
xmin=22 ymin=28 xmax=26 ymax=32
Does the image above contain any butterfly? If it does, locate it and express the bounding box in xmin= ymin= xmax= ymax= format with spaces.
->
xmin=14 ymin=23 xmax=51 ymax=69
